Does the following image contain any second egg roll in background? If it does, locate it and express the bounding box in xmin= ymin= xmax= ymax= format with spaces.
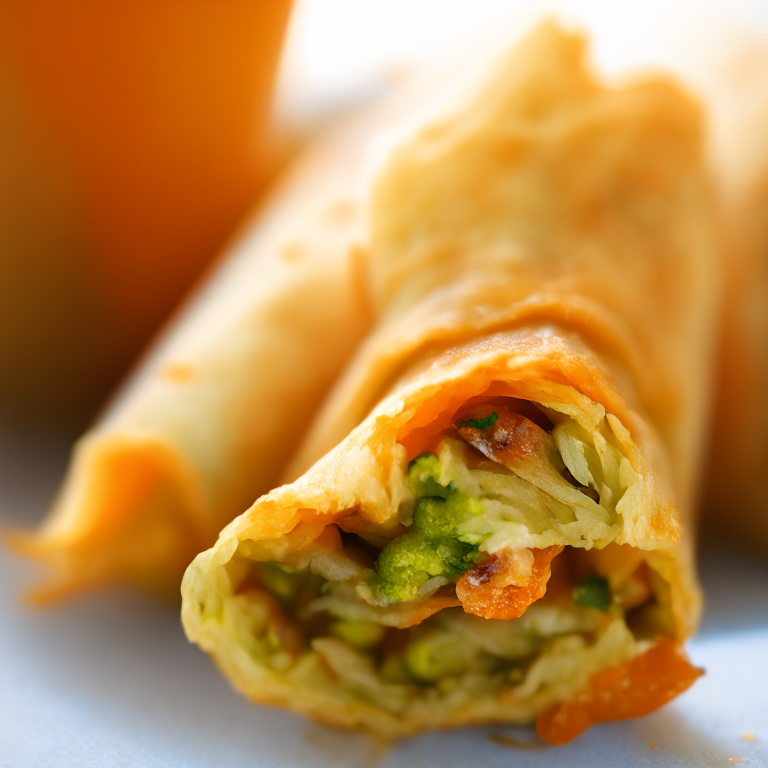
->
xmin=182 ymin=23 xmax=718 ymax=741
xmin=6 ymin=110 xmax=381 ymax=601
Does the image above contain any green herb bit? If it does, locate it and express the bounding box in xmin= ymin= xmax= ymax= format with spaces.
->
xmin=456 ymin=412 xmax=498 ymax=430
xmin=573 ymin=574 xmax=612 ymax=610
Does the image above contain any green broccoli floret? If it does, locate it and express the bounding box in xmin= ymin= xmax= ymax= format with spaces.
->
xmin=407 ymin=453 xmax=452 ymax=498
xmin=370 ymin=454 xmax=483 ymax=603
xmin=413 ymin=495 xmax=483 ymax=535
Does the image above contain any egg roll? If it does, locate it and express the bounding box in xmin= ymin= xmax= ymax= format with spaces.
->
xmin=6 ymin=112 xmax=374 ymax=602
xmin=181 ymin=23 xmax=717 ymax=742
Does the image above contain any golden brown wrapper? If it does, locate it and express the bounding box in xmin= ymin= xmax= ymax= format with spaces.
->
xmin=5 ymin=111 xmax=376 ymax=601
xmin=182 ymin=23 xmax=718 ymax=736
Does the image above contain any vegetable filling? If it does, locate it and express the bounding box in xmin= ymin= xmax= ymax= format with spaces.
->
xmin=223 ymin=397 xmax=697 ymax=739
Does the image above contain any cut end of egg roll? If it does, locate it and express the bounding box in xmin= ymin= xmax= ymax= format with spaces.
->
xmin=182 ymin=335 xmax=701 ymax=741
xmin=182 ymin=20 xmax=714 ymax=740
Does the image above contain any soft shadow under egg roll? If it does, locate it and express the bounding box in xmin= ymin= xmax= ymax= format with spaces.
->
xmin=182 ymin=23 xmax=717 ymax=742
xmin=6 ymin=113 xmax=375 ymax=602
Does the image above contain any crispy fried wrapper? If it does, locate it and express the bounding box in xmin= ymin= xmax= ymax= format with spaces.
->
xmin=181 ymin=23 xmax=717 ymax=741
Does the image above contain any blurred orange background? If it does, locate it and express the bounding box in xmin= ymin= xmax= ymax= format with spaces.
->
xmin=0 ymin=0 xmax=292 ymax=428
